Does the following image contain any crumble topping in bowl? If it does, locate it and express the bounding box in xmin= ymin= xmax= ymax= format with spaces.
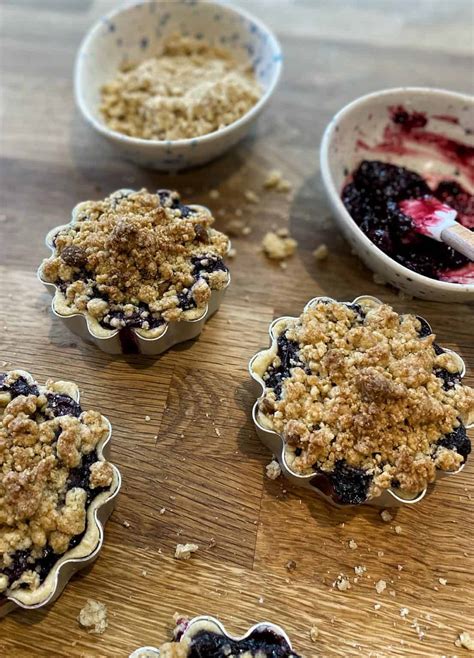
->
xmin=100 ymin=35 xmax=261 ymax=141
xmin=0 ymin=371 xmax=115 ymax=600
xmin=40 ymin=188 xmax=230 ymax=337
xmin=255 ymin=300 xmax=474 ymax=504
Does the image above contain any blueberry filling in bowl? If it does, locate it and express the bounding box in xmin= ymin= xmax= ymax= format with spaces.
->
xmin=250 ymin=297 xmax=473 ymax=505
xmin=38 ymin=188 xmax=231 ymax=349
xmin=0 ymin=370 xmax=120 ymax=609
xmin=342 ymin=160 xmax=474 ymax=283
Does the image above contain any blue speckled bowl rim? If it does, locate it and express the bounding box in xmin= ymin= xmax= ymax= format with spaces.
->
xmin=75 ymin=0 xmax=283 ymax=148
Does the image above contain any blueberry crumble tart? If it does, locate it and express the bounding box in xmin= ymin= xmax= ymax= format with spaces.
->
xmin=159 ymin=616 xmax=301 ymax=658
xmin=39 ymin=189 xmax=230 ymax=339
xmin=253 ymin=299 xmax=474 ymax=504
xmin=0 ymin=370 xmax=117 ymax=605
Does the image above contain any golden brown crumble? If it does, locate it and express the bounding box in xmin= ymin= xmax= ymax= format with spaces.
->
xmin=174 ymin=543 xmax=199 ymax=560
xmin=40 ymin=189 xmax=230 ymax=333
xmin=0 ymin=371 xmax=114 ymax=596
xmin=256 ymin=300 xmax=474 ymax=500
xmin=100 ymin=35 xmax=261 ymax=141
xmin=261 ymin=231 xmax=297 ymax=260
xmin=263 ymin=170 xmax=292 ymax=193
xmin=78 ymin=599 xmax=109 ymax=635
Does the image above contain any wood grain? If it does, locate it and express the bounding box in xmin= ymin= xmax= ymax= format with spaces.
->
xmin=1 ymin=1 xmax=473 ymax=657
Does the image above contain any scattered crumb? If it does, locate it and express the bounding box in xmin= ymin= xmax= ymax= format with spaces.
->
xmin=258 ymin=596 xmax=264 ymax=604
xmin=375 ymin=580 xmax=387 ymax=594
xmin=265 ymin=459 xmax=281 ymax=480
xmin=438 ymin=578 xmax=448 ymax=586
xmin=214 ymin=427 xmax=221 ymax=437
xmin=400 ymin=607 xmax=409 ymax=618
xmin=377 ymin=550 xmax=384 ymax=558
xmin=279 ymin=261 xmax=288 ymax=270
xmin=334 ymin=575 xmax=351 ymax=591
xmin=389 ymin=590 xmax=396 ymax=597
xmin=228 ymin=247 xmax=237 ymax=258
xmin=144 ymin=415 xmax=151 ymax=422
xmin=142 ymin=569 xmax=147 ymax=577
xmin=348 ymin=539 xmax=358 ymax=550
xmin=208 ymin=538 xmax=217 ymax=549
xmin=354 ymin=565 xmax=366 ymax=576
xmin=313 ymin=244 xmax=329 ymax=261
xmin=286 ymin=560 xmax=297 ymax=572
xmin=209 ymin=189 xmax=220 ymax=199
xmin=174 ymin=543 xmax=199 ymax=560
xmin=263 ymin=169 xmax=292 ymax=193
xmin=122 ymin=520 xmax=131 ymax=528
xmin=261 ymin=231 xmax=297 ymax=260
xmin=380 ymin=510 xmax=393 ymax=522
xmin=309 ymin=625 xmax=319 ymax=642
xmin=242 ymin=225 xmax=252 ymax=235
xmin=160 ymin=507 xmax=166 ymax=515
xmin=397 ymin=565 xmax=404 ymax=571
xmin=374 ymin=603 xmax=381 ymax=610
xmin=244 ymin=189 xmax=260 ymax=204
xmin=394 ymin=525 xmax=402 ymax=535
xmin=456 ymin=631 xmax=474 ymax=650
xmin=78 ymin=600 xmax=108 ymax=635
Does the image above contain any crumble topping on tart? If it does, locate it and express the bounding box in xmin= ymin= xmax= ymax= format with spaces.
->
xmin=40 ymin=189 xmax=230 ymax=336
xmin=255 ymin=300 xmax=474 ymax=503
xmin=159 ymin=617 xmax=301 ymax=658
xmin=100 ymin=35 xmax=261 ymax=141
xmin=0 ymin=371 xmax=114 ymax=598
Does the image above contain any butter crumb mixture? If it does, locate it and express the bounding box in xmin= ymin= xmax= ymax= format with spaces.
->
xmin=0 ymin=372 xmax=113 ymax=595
xmin=41 ymin=189 xmax=230 ymax=329
xmin=100 ymin=35 xmax=261 ymax=141
xmin=258 ymin=301 xmax=473 ymax=500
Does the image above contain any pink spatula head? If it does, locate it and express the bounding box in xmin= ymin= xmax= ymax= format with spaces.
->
xmin=400 ymin=196 xmax=474 ymax=261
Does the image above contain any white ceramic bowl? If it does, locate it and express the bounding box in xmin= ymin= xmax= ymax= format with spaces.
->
xmin=320 ymin=87 xmax=474 ymax=302
xmin=75 ymin=0 xmax=282 ymax=170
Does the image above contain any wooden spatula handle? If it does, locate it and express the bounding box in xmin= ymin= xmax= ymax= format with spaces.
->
xmin=441 ymin=224 xmax=474 ymax=261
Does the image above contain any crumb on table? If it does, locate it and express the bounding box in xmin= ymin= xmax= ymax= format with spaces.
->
xmin=78 ymin=599 xmax=108 ymax=635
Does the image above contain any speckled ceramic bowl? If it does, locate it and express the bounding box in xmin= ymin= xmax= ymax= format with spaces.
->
xmin=75 ymin=0 xmax=282 ymax=170
xmin=320 ymin=87 xmax=474 ymax=303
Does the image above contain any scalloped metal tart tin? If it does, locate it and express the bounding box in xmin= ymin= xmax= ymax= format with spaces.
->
xmin=0 ymin=369 xmax=121 ymax=617
xmin=128 ymin=615 xmax=297 ymax=657
xmin=37 ymin=189 xmax=231 ymax=355
xmin=249 ymin=295 xmax=472 ymax=508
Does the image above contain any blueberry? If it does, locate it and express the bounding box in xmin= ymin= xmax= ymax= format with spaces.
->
xmin=189 ymin=628 xmax=300 ymax=658
xmin=0 ymin=375 xmax=39 ymax=398
xmin=438 ymin=423 xmax=471 ymax=461
xmin=264 ymin=334 xmax=302 ymax=399
xmin=328 ymin=460 xmax=372 ymax=505
xmin=416 ymin=317 xmax=432 ymax=337
xmin=434 ymin=368 xmax=461 ymax=391
xmin=47 ymin=393 xmax=82 ymax=418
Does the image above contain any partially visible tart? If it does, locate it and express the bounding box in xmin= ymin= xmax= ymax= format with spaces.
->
xmin=158 ymin=616 xmax=301 ymax=658
xmin=0 ymin=370 xmax=118 ymax=606
xmin=252 ymin=299 xmax=474 ymax=504
xmin=39 ymin=188 xmax=230 ymax=339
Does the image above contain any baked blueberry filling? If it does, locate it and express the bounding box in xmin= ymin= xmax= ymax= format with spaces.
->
xmin=157 ymin=188 xmax=195 ymax=218
xmin=0 ymin=375 xmax=39 ymax=399
xmin=342 ymin=160 xmax=473 ymax=281
xmin=325 ymin=460 xmax=372 ymax=505
xmin=264 ymin=334 xmax=302 ymax=399
xmin=186 ymin=628 xmax=300 ymax=658
xmin=46 ymin=393 xmax=82 ymax=418
xmin=438 ymin=423 xmax=471 ymax=461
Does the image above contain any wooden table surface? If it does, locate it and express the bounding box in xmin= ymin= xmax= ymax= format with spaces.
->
xmin=1 ymin=1 xmax=473 ymax=656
